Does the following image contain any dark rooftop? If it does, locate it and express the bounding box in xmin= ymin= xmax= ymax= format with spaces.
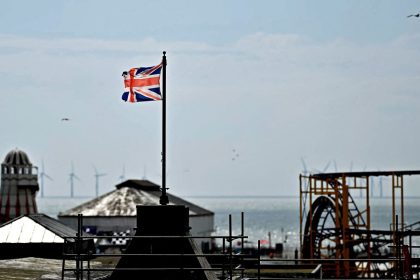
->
xmin=2 ymin=148 xmax=32 ymax=166
xmin=311 ymin=170 xmax=420 ymax=180
xmin=116 ymin=179 xmax=160 ymax=191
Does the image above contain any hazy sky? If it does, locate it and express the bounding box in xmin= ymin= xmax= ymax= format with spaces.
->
xmin=1 ymin=1 xmax=420 ymax=197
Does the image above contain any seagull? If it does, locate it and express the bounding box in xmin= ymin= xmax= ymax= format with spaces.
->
xmin=231 ymin=148 xmax=240 ymax=161
xmin=61 ymin=118 xmax=70 ymax=121
xmin=407 ymin=13 xmax=420 ymax=18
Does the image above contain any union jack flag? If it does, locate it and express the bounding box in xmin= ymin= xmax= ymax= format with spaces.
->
xmin=122 ymin=63 xmax=162 ymax=102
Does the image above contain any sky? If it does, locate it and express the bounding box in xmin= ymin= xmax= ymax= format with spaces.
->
xmin=1 ymin=1 xmax=420 ymax=197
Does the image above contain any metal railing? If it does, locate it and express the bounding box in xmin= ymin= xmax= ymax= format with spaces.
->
xmin=62 ymin=236 xmax=249 ymax=279
xmin=61 ymin=213 xmax=418 ymax=280
xmin=61 ymin=213 xmax=251 ymax=280
xmin=62 ymin=238 xmax=416 ymax=279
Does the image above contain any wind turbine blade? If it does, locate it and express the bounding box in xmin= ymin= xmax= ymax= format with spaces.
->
xmin=333 ymin=160 xmax=338 ymax=172
xmin=45 ymin=173 xmax=53 ymax=181
xmin=74 ymin=174 xmax=81 ymax=181
xmin=300 ymin=157 xmax=308 ymax=174
xmin=93 ymin=164 xmax=98 ymax=174
xmin=322 ymin=161 xmax=331 ymax=173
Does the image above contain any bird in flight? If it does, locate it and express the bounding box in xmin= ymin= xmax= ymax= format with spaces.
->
xmin=61 ymin=118 xmax=70 ymax=121
xmin=407 ymin=13 xmax=420 ymax=18
xmin=232 ymin=148 xmax=240 ymax=161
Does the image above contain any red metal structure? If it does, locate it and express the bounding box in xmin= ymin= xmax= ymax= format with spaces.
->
xmin=299 ymin=170 xmax=420 ymax=278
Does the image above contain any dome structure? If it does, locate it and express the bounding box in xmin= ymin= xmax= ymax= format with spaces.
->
xmin=0 ymin=149 xmax=39 ymax=224
xmin=3 ymin=149 xmax=32 ymax=166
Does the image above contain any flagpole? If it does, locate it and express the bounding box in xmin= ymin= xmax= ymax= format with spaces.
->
xmin=160 ymin=51 xmax=169 ymax=205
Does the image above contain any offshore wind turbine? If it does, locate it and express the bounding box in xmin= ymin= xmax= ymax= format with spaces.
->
xmin=39 ymin=159 xmax=53 ymax=198
xmin=69 ymin=162 xmax=81 ymax=198
xmin=143 ymin=165 xmax=147 ymax=179
xmin=118 ymin=164 xmax=125 ymax=182
xmin=300 ymin=158 xmax=311 ymax=219
xmin=369 ymin=176 xmax=375 ymax=198
xmin=93 ymin=165 xmax=106 ymax=197
xmin=379 ymin=176 xmax=387 ymax=198
xmin=300 ymin=157 xmax=310 ymax=177
xmin=300 ymin=158 xmax=330 ymax=221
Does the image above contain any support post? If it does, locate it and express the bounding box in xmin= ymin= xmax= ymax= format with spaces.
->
xmin=258 ymin=240 xmax=261 ymax=280
xmin=160 ymin=51 xmax=169 ymax=205
xmin=341 ymin=176 xmax=350 ymax=278
xmin=241 ymin=212 xmax=244 ymax=279
xmin=392 ymin=175 xmax=396 ymax=232
xmin=229 ymin=214 xmax=233 ymax=280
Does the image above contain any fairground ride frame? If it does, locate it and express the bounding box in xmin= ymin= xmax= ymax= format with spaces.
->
xmin=299 ymin=170 xmax=420 ymax=278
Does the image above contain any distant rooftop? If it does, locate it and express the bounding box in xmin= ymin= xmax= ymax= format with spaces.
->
xmin=59 ymin=179 xmax=213 ymax=217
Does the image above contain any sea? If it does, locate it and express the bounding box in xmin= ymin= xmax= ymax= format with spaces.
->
xmin=37 ymin=196 xmax=303 ymax=252
xmin=37 ymin=195 xmax=420 ymax=256
xmin=2 ymin=196 xmax=420 ymax=279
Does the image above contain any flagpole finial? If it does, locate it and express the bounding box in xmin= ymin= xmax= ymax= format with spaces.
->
xmin=162 ymin=51 xmax=167 ymax=66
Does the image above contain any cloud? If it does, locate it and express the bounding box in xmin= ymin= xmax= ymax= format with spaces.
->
xmin=1 ymin=32 xmax=420 ymax=196
xmin=0 ymin=35 xmax=220 ymax=55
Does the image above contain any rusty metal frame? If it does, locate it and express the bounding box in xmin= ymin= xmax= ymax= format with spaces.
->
xmin=299 ymin=170 xmax=420 ymax=278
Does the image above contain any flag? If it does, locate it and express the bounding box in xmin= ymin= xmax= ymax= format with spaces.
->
xmin=122 ymin=63 xmax=162 ymax=102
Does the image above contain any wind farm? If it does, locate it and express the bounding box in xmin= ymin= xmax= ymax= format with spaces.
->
xmin=1 ymin=1 xmax=420 ymax=279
